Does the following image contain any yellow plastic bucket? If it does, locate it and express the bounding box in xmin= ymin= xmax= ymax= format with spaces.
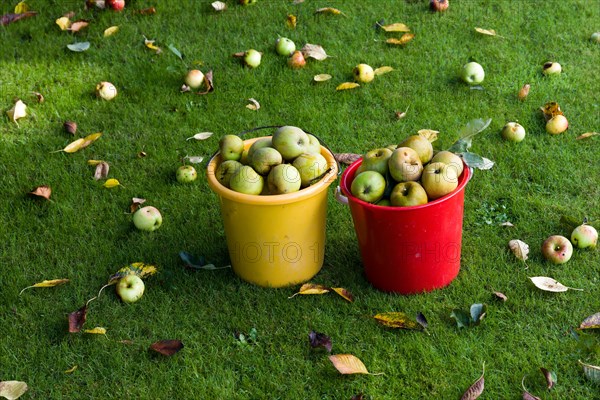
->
xmin=206 ymin=135 xmax=338 ymax=288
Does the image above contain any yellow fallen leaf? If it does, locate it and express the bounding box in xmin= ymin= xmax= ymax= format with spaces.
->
xmin=56 ymin=16 xmax=72 ymax=30
xmin=373 ymin=312 xmax=423 ymax=330
xmin=106 ymin=262 xmax=158 ymax=285
xmin=286 ymin=14 xmax=297 ymax=29
xmin=6 ymin=99 xmax=27 ymax=123
xmin=313 ymin=74 xmax=332 ymax=82
xmin=144 ymin=37 xmax=162 ymax=53
xmin=64 ymin=365 xmax=78 ymax=374
xmin=103 ymin=178 xmax=121 ymax=189
xmin=386 ymin=33 xmax=415 ymax=46
xmin=288 ymin=283 xmax=330 ymax=298
xmin=336 ymin=82 xmax=360 ymax=91
xmin=475 ymin=27 xmax=504 ymax=38
xmin=84 ymin=327 xmax=107 ymax=335
xmin=19 ymin=279 xmax=69 ymax=295
xmin=104 ymin=26 xmax=119 ymax=37
xmin=87 ymin=159 xmax=104 ymax=166
xmin=331 ymin=287 xmax=354 ymax=302
xmin=315 ymin=7 xmax=344 ymax=15
xmin=380 ymin=22 xmax=410 ymax=32
xmin=328 ymin=354 xmax=382 ymax=375
xmin=80 ymin=132 xmax=102 ymax=149
xmin=15 ymin=1 xmax=29 ymax=13
xmin=374 ymin=66 xmax=394 ymax=76
xmin=61 ymin=138 xmax=86 ymax=153
xmin=576 ymin=132 xmax=599 ymax=140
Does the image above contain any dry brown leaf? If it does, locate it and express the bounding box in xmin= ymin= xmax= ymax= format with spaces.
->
xmin=31 ymin=91 xmax=44 ymax=103
xmin=135 ymin=7 xmax=156 ymax=15
xmin=1 ymin=12 xmax=37 ymax=26
xmin=501 ymin=221 xmax=514 ymax=227
xmin=150 ymin=339 xmax=184 ymax=356
xmin=315 ymin=7 xmax=345 ymax=16
xmin=246 ymin=98 xmax=260 ymax=111
xmin=373 ymin=66 xmax=394 ymax=76
xmin=508 ymin=239 xmax=529 ymax=261
xmin=68 ymin=304 xmax=88 ymax=333
xmin=19 ymin=278 xmax=69 ymax=295
xmin=576 ymin=132 xmax=599 ymax=140
xmin=288 ymin=283 xmax=330 ymax=298
xmin=6 ymin=99 xmax=27 ymax=123
xmin=418 ymin=129 xmax=439 ymax=142
xmin=579 ymin=312 xmax=600 ymax=330
xmin=336 ymin=82 xmax=360 ymax=91
xmin=103 ymin=26 xmax=119 ymax=37
xmin=331 ymin=287 xmax=354 ymax=302
xmin=313 ymin=74 xmax=332 ymax=82
xmin=94 ymin=161 xmax=110 ymax=180
xmin=186 ymin=132 xmax=213 ymax=141
xmin=540 ymin=101 xmax=563 ymax=121
xmin=373 ymin=312 xmax=423 ymax=330
xmin=301 ymin=43 xmax=328 ymax=60
xmin=69 ymin=20 xmax=89 ymax=32
xmin=0 ymin=380 xmax=28 ymax=400
xmin=386 ymin=33 xmax=415 ymax=46
xmin=380 ymin=22 xmax=410 ymax=32
xmin=579 ymin=360 xmax=600 ymax=382
xmin=493 ymin=291 xmax=508 ymax=302
xmin=196 ymin=70 xmax=214 ymax=95
xmin=130 ymin=198 xmax=146 ymax=213
xmin=474 ymin=27 xmax=504 ymax=38
xmin=461 ymin=363 xmax=485 ymax=399
xmin=518 ymin=84 xmax=530 ymax=101
xmin=529 ymin=276 xmax=583 ymax=292
xmin=334 ymin=153 xmax=361 ymax=165
xmin=286 ymin=14 xmax=297 ymax=29
xmin=329 ymin=354 xmax=369 ymax=374
xmin=29 ymin=185 xmax=51 ymax=200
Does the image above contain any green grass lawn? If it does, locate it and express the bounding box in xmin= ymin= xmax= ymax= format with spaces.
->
xmin=1 ymin=0 xmax=599 ymax=398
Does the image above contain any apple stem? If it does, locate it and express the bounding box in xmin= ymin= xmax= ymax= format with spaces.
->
xmin=85 ymin=296 xmax=98 ymax=307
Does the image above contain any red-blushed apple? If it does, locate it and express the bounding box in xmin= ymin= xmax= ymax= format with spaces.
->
xmin=292 ymin=152 xmax=328 ymax=187
xmin=350 ymin=171 xmax=386 ymax=203
xmin=388 ymin=147 xmax=423 ymax=182
xmin=243 ymin=49 xmax=261 ymax=68
xmin=571 ymin=224 xmax=598 ymax=249
xmin=116 ymin=275 xmax=145 ymax=303
xmin=390 ymin=181 xmax=428 ymax=207
xmin=219 ymin=134 xmax=245 ymax=161
xmin=250 ymin=147 xmax=283 ymax=175
xmin=501 ymin=122 xmax=526 ymax=142
xmin=133 ymin=206 xmax=162 ymax=232
xmin=430 ymin=0 xmax=449 ymax=12
xmin=107 ymin=0 xmax=125 ymax=11
xmin=353 ymin=63 xmax=374 ymax=83
xmin=215 ymin=160 xmax=243 ymax=188
xmin=272 ymin=126 xmax=309 ymax=160
xmin=357 ymin=147 xmax=393 ymax=176
xmin=275 ymin=37 xmax=296 ymax=56
xmin=267 ymin=164 xmax=301 ymax=194
xmin=541 ymin=235 xmax=573 ymax=264
xmin=542 ymin=62 xmax=561 ymax=76
xmin=288 ymin=50 xmax=306 ymax=69
xmin=176 ymin=165 xmax=197 ymax=183
xmin=96 ymin=82 xmax=117 ymax=100
xmin=431 ymin=150 xmax=464 ymax=177
xmin=229 ymin=165 xmax=264 ymax=195
xmin=184 ymin=69 xmax=205 ymax=90
xmin=461 ymin=62 xmax=485 ymax=85
xmin=398 ymin=135 xmax=433 ymax=164
xmin=546 ymin=115 xmax=568 ymax=135
xmin=421 ymin=161 xmax=458 ymax=200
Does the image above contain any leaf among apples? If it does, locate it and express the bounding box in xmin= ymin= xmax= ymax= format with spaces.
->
xmin=301 ymin=44 xmax=328 ymax=60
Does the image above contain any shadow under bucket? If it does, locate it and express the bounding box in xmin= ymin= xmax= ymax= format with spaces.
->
xmin=206 ymin=135 xmax=338 ymax=288
xmin=340 ymin=159 xmax=472 ymax=294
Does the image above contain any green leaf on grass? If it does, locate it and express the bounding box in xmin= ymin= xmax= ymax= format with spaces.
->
xmin=67 ymin=42 xmax=90 ymax=52
xmin=579 ymin=360 xmax=600 ymax=382
xmin=168 ymin=44 xmax=183 ymax=61
xmin=451 ymin=309 xmax=472 ymax=328
xmin=470 ymin=304 xmax=487 ymax=325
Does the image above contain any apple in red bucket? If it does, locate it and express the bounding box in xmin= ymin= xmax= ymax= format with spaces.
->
xmin=350 ymin=171 xmax=386 ymax=203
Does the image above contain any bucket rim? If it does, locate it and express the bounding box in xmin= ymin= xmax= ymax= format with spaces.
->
xmin=340 ymin=158 xmax=471 ymax=210
xmin=207 ymin=136 xmax=339 ymax=205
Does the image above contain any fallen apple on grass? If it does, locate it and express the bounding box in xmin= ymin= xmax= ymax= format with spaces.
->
xmin=546 ymin=114 xmax=568 ymax=135
xmin=353 ymin=63 xmax=375 ymax=83
xmin=107 ymin=0 xmax=125 ymax=11
xmin=96 ymin=82 xmax=117 ymax=100
xmin=288 ymin=50 xmax=306 ymax=69
xmin=133 ymin=206 xmax=163 ymax=232
xmin=501 ymin=122 xmax=526 ymax=142
xmin=116 ymin=275 xmax=145 ymax=303
xmin=275 ymin=37 xmax=296 ymax=56
xmin=542 ymin=62 xmax=561 ymax=76
xmin=176 ymin=165 xmax=197 ymax=183
xmin=461 ymin=62 xmax=485 ymax=85
xmin=592 ymin=32 xmax=600 ymax=43
xmin=571 ymin=224 xmax=598 ymax=249
xmin=350 ymin=170 xmax=386 ymax=203
xmin=184 ymin=69 xmax=205 ymax=90
xmin=541 ymin=235 xmax=573 ymax=264
xmin=243 ymin=49 xmax=262 ymax=68
xmin=430 ymin=0 xmax=449 ymax=12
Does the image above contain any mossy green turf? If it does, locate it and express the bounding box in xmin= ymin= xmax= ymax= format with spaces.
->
xmin=1 ymin=0 xmax=599 ymax=398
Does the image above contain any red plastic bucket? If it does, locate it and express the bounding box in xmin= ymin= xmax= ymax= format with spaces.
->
xmin=339 ymin=159 xmax=471 ymax=294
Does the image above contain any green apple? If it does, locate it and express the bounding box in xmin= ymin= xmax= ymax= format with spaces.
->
xmin=390 ymin=181 xmax=428 ymax=207
xmin=215 ymin=160 xmax=243 ymax=188
xmin=461 ymin=62 xmax=485 ymax=85
xmin=501 ymin=122 xmax=526 ymax=142
xmin=353 ymin=63 xmax=374 ymax=83
xmin=388 ymin=147 xmax=423 ymax=182
xmin=267 ymin=164 xmax=301 ymax=194
xmin=376 ymin=198 xmax=391 ymax=207
xmin=571 ymin=224 xmax=598 ymax=249
xmin=219 ymin=135 xmax=244 ymax=161
xmin=421 ymin=162 xmax=458 ymax=200
xmin=398 ymin=135 xmax=433 ymax=164
xmin=431 ymin=150 xmax=464 ymax=177
xmin=133 ymin=206 xmax=162 ymax=232
xmin=176 ymin=165 xmax=197 ymax=183
xmin=386 ymin=144 xmax=397 ymax=151
xmin=247 ymin=137 xmax=273 ymax=159
xmin=541 ymin=235 xmax=573 ymax=264
xmin=592 ymin=32 xmax=600 ymax=43
xmin=275 ymin=37 xmax=296 ymax=56
xmin=542 ymin=61 xmax=561 ymax=75
xmin=250 ymin=147 xmax=283 ymax=175
xmin=305 ymin=134 xmax=321 ymax=154
xmin=116 ymin=275 xmax=145 ymax=303
xmin=229 ymin=165 xmax=264 ymax=195
xmin=243 ymin=49 xmax=262 ymax=68
xmin=184 ymin=69 xmax=204 ymax=89
xmin=350 ymin=171 xmax=386 ymax=203
xmin=292 ymin=152 xmax=328 ymax=187
xmin=546 ymin=115 xmax=568 ymax=135
xmin=272 ymin=126 xmax=309 ymax=160
xmin=357 ymin=147 xmax=393 ymax=176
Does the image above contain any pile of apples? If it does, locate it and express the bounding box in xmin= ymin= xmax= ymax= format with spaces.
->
xmin=350 ymin=135 xmax=464 ymax=206
xmin=214 ymin=126 xmax=328 ymax=195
